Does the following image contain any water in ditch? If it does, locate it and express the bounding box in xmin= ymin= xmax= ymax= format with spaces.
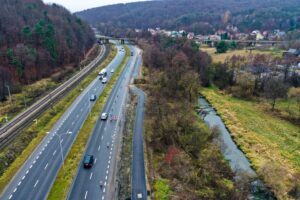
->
xmin=198 ymin=97 xmax=275 ymax=200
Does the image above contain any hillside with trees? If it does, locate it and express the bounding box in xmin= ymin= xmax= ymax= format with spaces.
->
xmin=0 ymin=0 xmax=95 ymax=101
xmin=77 ymin=0 xmax=300 ymax=36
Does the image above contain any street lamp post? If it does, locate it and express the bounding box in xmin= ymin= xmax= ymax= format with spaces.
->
xmin=88 ymin=91 xmax=91 ymax=117
xmin=52 ymin=133 xmax=65 ymax=176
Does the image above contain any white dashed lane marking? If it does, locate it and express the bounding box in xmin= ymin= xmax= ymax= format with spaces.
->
xmin=34 ymin=180 xmax=39 ymax=188
xmin=84 ymin=191 xmax=88 ymax=199
xmin=44 ymin=163 xmax=48 ymax=170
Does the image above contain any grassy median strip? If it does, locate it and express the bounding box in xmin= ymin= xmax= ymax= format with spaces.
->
xmin=0 ymin=45 xmax=116 ymax=194
xmin=47 ymin=46 xmax=130 ymax=200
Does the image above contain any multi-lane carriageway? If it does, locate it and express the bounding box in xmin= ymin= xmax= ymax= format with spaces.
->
xmin=1 ymin=44 xmax=129 ymax=200
xmin=68 ymin=45 xmax=141 ymax=200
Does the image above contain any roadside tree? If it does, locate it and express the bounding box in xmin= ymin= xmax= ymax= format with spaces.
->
xmin=263 ymin=77 xmax=288 ymax=111
xmin=216 ymin=41 xmax=229 ymax=54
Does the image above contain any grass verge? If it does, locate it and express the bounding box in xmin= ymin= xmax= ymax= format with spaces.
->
xmin=0 ymin=45 xmax=116 ymax=194
xmin=116 ymin=93 xmax=136 ymax=199
xmin=154 ymin=178 xmax=172 ymax=200
xmin=47 ymin=45 xmax=130 ymax=200
xmin=201 ymin=88 xmax=300 ymax=199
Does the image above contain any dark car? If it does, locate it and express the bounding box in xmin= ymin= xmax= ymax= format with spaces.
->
xmin=83 ymin=155 xmax=94 ymax=168
xmin=90 ymin=94 xmax=96 ymax=101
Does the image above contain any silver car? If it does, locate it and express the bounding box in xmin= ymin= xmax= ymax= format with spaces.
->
xmin=101 ymin=112 xmax=108 ymax=120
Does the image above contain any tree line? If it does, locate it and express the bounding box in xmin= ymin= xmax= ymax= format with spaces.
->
xmin=77 ymin=0 xmax=300 ymax=35
xmin=207 ymin=53 xmax=300 ymax=123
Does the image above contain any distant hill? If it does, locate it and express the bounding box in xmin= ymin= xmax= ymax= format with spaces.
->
xmin=0 ymin=0 xmax=95 ymax=99
xmin=76 ymin=0 xmax=300 ymax=36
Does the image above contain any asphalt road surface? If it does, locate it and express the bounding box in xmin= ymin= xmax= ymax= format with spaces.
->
xmin=131 ymin=85 xmax=147 ymax=200
xmin=68 ymin=46 xmax=141 ymax=200
xmin=0 ymin=43 xmax=125 ymax=200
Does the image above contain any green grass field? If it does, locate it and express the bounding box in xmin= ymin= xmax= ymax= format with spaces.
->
xmin=201 ymin=88 xmax=300 ymax=199
xmin=201 ymin=47 xmax=283 ymax=63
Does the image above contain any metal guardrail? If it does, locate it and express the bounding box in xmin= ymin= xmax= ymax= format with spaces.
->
xmin=0 ymin=45 xmax=108 ymax=149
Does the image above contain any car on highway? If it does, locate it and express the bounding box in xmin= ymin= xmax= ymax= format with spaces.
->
xmin=99 ymin=68 xmax=107 ymax=80
xmin=137 ymin=193 xmax=143 ymax=199
xmin=83 ymin=155 xmax=94 ymax=168
xmin=90 ymin=94 xmax=96 ymax=101
xmin=102 ymin=77 xmax=107 ymax=84
xmin=111 ymin=69 xmax=114 ymax=73
xmin=101 ymin=112 xmax=108 ymax=120
xmin=131 ymin=51 xmax=134 ymax=56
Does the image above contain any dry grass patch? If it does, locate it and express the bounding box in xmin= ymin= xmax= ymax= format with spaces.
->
xmin=201 ymin=47 xmax=283 ymax=63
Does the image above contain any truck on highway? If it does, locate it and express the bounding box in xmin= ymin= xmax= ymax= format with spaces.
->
xmin=99 ymin=68 xmax=107 ymax=80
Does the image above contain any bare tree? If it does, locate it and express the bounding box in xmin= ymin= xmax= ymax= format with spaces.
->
xmin=263 ymin=77 xmax=288 ymax=111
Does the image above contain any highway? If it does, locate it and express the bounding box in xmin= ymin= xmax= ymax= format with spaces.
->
xmin=0 ymin=45 xmax=107 ymax=149
xmin=0 ymin=43 xmax=125 ymax=200
xmin=68 ymin=46 xmax=141 ymax=200
xmin=131 ymin=86 xmax=147 ymax=200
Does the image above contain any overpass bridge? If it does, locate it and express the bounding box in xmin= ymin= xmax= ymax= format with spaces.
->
xmin=96 ymin=35 xmax=136 ymax=45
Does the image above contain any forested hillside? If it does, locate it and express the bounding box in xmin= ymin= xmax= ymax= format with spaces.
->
xmin=0 ymin=0 xmax=95 ymax=100
xmin=77 ymin=0 xmax=300 ymax=36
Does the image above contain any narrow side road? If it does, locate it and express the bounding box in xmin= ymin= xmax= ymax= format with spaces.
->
xmin=130 ymin=86 xmax=147 ymax=200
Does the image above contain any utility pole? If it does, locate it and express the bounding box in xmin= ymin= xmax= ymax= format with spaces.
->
xmin=23 ymin=96 xmax=27 ymax=107
xmin=5 ymin=84 xmax=11 ymax=103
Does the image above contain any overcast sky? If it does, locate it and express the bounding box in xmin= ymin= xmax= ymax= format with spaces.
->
xmin=42 ymin=0 xmax=148 ymax=12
